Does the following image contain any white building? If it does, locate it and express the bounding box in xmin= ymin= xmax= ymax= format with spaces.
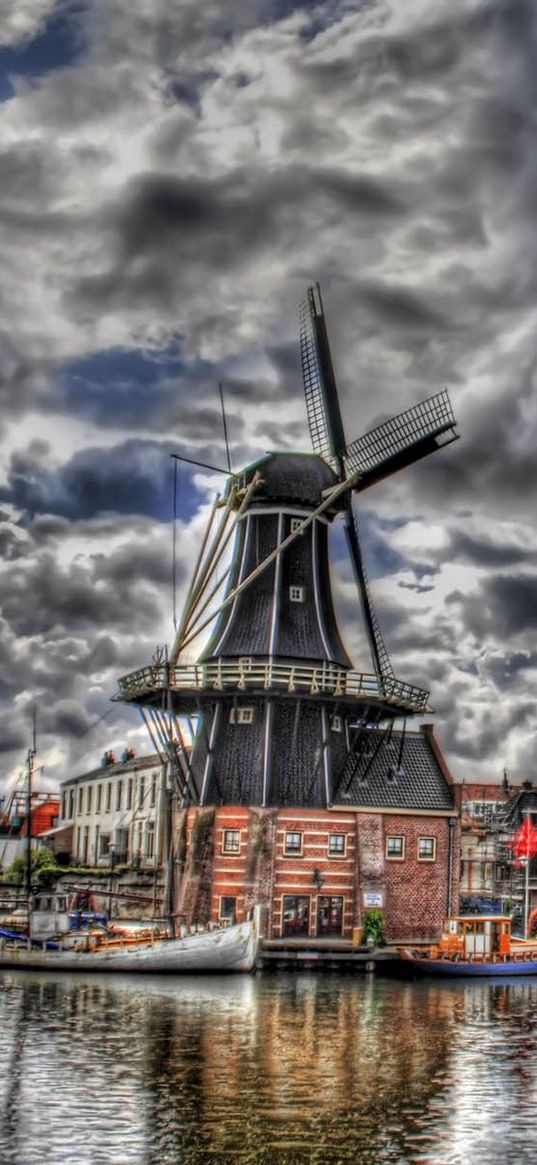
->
xmin=59 ymin=750 xmax=166 ymax=869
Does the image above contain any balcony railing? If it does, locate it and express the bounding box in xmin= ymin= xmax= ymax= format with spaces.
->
xmin=116 ymin=659 xmax=430 ymax=714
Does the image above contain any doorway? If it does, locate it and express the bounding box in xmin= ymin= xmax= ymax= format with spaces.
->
xmin=282 ymin=895 xmax=310 ymax=936
xmin=317 ymin=895 xmax=344 ymax=936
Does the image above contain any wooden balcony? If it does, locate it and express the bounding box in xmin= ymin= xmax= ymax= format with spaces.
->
xmin=116 ymin=658 xmax=430 ymax=716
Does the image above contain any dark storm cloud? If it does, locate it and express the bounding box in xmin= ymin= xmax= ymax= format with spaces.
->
xmin=449 ymin=574 xmax=537 ymax=641
xmin=55 ymin=346 xmax=239 ymax=435
xmin=355 ymin=281 xmax=448 ymax=332
xmin=90 ymin=540 xmax=181 ymax=589
xmin=401 ymin=359 xmax=537 ymax=522
xmin=68 ymin=165 xmax=403 ymax=316
xmin=448 ymin=529 xmax=536 ymax=569
xmin=0 ymin=552 xmax=161 ymax=638
xmin=0 ymin=438 xmax=218 ymax=522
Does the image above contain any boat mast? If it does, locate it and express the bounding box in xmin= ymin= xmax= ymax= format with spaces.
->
xmin=25 ymin=710 xmax=37 ymax=924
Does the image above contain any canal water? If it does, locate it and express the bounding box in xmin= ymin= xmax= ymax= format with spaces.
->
xmin=0 ymin=970 xmax=536 ymax=1164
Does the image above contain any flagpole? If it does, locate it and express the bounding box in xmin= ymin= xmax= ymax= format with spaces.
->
xmin=525 ymin=810 xmax=531 ymax=939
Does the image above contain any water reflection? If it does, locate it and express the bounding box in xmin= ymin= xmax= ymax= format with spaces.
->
xmin=0 ymin=972 xmax=537 ymax=1163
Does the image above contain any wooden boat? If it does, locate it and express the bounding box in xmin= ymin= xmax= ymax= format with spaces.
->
xmin=398 ymin=914 xmax=537 ymax=976
xmin=0 ymin=906 xmax=258 ymax=974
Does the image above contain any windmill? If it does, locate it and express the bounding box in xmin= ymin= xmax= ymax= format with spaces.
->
xmin=116 ymin=285 xmax=458 ymax=809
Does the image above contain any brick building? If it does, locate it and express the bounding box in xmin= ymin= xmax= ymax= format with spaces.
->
xmin=174 ymin=724 xmax=459 ymax=941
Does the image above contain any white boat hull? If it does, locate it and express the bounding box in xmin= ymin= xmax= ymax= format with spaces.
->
xmin=0 ymin=920 xmax=257 ymax=974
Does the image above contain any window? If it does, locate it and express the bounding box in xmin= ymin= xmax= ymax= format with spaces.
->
xmin=290 ymin=518 xmax=302 ymax=533
xmin=289 ymin=585 xmax=304 ymax=602
xmin=78 ymin=788 xmax=83 ymax=813
xmin=284 ymin=831 xmax=303 ymax=856
xmin=116 ymin=780 xmax=122 ymax=812
xmin=106 ymin=783 xmax=112 ymax=813
xmin=96 ymin=784 xmax=102 ymax=813
xmin=98 ymin=833 xmax=110 ymax=859
xmin=386 ymin=835 xmax=405 ymax=860
xmin=69 ymin=790 xmax=74 ymax=819
xmin=238 ymin=656 xmax=252 ymax=669
xmin=331 ymin=715 xmax=342 ymax=733
xmin=145 ymin=821 xmax=155 ymax=859
xmin=139 ymin=775 xmax=145 ymax=808
xmin=151 ymin=773 xmax=157 ymax=807
xmin=328 ymin=834 xmax=346 ymax=857
xmin=86 ymin=786 xmax=92 ymax=815
xmin=418 ymin=836 xmax=437 ymax=862
xmin=219 ymin=896 xmax=237 ymax=924
xmin=222 ymin=829 xmax=241 ymax=854
xmin=127 ymin=778 xmax=133 ymax=810
xmin=116 ymin=828 xmax=129 ymax=862
xmin=229 ymin=706 xmax=254 ymax=724
xmin=94 ymin=824 xmax=100 ymax=862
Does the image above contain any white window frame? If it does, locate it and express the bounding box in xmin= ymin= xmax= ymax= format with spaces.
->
xmin=290 ymin=518 xmax=302 ymax=533
xmin=418 ymin=836 xmax=437 ymax=862
xmin=386 ymin=835 xmax=405 ymax=861
xmin=222 ymin=829 xmax=241 ymax=855
xmin=229 ymin=706 xmax=254 ymax=724
xmin=328 ymin=833 xmax=346 ymax=858
xmin=289 ymin=585 xmax=304 ymax=603
xmin=284 ymin=831 xmax=303 ymax=856
xmin=331 ymin=715 xmax=342 ymax=733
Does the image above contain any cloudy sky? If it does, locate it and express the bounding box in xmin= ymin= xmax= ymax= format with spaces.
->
xmin=1 ymin=0 xmax=537 ymax=795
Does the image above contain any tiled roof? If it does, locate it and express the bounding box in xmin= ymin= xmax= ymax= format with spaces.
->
xmin=334 ymin=728 xmax=455 ymax=812
xmin=499 ymin=789 xmax=537 ymax=827
xmin=60 ymin=752 xmax=162 ymax=788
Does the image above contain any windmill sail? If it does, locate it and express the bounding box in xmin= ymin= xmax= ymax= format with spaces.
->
xmin=299 ymin=284 xmax=346 ymax=469
xmin=343 ymin=501 xmax=394 ymax=681
xmin=344 ymin=390 xmax=457 ymax=492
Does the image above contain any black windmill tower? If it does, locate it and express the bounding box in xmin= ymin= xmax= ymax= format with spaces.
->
xmin=117 ymin=284 xmax=458 ymax=808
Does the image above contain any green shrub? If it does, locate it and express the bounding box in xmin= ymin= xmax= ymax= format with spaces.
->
xmin=362 ymin=908 xmax=386 ymax=946
xmin=2 ymin=847 xmax=57 ymax=887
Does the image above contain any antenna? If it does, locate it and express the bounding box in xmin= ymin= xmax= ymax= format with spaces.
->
xmin=219 ymin=382 xmax=232 ymax=474
xmin=172 ymin=457 xmax=178 ymax=631
xmin=26 ymin=718 xmax=37 ymax=916
xmin=170 ymin=453 xmax=230 ymax=475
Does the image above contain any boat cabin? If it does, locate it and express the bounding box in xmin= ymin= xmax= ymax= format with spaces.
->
xmin=30 ymin=892 xmax=70 ymax=940
xmin=437 ymin=915 xmax=511 ymax=960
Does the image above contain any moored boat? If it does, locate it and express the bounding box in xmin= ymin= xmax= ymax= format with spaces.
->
xmin=398 ymin=914 xmax=537 ymax=976
xmin=0 ymin=910 xmax=258 ymax=973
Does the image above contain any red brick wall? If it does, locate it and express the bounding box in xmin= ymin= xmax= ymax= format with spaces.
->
xmin=382 ymin=815 xmax=459 ymax=941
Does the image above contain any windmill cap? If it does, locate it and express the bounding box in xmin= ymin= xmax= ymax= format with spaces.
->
xmin=231 ymin=451 xmax=342 ymax=509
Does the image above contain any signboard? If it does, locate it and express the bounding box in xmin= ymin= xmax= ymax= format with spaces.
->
xmin=363 ymin=891 xmax=383 ymax=908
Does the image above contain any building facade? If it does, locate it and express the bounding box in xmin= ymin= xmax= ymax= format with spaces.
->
xmin=58 ymin=750 xmax=165 ymax=869
xmin=174 ymin=724 xmax=459 ymax=941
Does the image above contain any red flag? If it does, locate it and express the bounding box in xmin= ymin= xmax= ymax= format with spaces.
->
xmin=510 ymin=818 xmax=537 ymax=866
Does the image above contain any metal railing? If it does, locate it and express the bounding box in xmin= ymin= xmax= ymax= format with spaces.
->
xmin=116 ymin=658 xmax=430 ymax=713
